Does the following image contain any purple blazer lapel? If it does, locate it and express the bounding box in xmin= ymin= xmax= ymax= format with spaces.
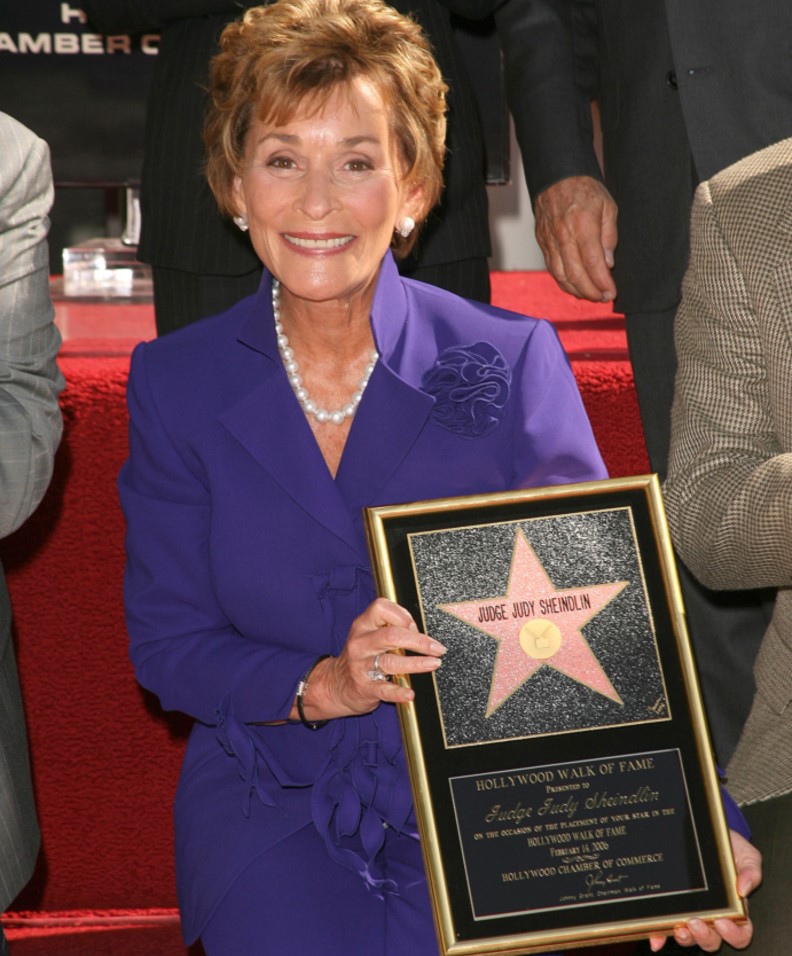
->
xmin=219 ymin=358 xmax=435 ymax=551
xmin=218 ymin=256 xmax=435 ymax=548
xmin=336 ymin=255 xmax=435 ymax=512
xmin=336 ymin=361 xmax=433 ymax=511
xmin=218 ymin=375 xmax=360 ymax=550
xmin=216 ymin=282 xmax=358 ymax=549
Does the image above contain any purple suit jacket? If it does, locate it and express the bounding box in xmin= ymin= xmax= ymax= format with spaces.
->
xmin=119 ymin=253 xmax=607 ymax=942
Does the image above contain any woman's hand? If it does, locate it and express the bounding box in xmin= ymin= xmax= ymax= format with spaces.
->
xmin=648 ymin=830 xmax=761 ymax=952
xmin=297 ymin=598 xmax=446 ymax=722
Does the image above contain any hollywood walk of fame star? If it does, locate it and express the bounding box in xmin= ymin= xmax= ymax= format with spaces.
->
xmin=438 ymin=529 xmax=628 ymax=717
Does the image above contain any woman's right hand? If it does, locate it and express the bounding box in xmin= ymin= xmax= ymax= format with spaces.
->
xmin=295 ymin=598 xmax=446 ymax=722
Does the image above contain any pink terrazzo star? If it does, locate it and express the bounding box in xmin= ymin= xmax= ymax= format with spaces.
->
xmin=439 ymin=529 xmax=628 ymax=716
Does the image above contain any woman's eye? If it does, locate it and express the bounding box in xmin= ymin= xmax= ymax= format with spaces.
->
xmin=344 ymin=158 xmax=373 ymax=172
xmin=267 ymin=156 xmax=297 ymax=170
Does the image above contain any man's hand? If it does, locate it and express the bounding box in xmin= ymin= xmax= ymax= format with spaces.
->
xmin=534 ymin=175 xmax=618 ymax=303
xmin=648 ymin=830 xmax=760 ymax=952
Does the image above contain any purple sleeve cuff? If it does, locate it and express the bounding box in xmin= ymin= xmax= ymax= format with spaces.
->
xmin=719 ymin=770 xmax=750 ymax=839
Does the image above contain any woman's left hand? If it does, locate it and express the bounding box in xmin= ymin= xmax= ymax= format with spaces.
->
xmin=647 ymin=830 xmax=760 ymax=951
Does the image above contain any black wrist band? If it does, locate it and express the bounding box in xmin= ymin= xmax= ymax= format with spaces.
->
xmin=296 ymin=654 xmax=331 ymax=730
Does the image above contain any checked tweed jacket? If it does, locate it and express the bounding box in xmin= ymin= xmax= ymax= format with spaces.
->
xmin=664 ymin=137 xmax=792 ymax=806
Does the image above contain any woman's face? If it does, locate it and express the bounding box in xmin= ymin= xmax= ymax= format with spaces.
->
xmin=233 ymin=76 xmax=421 ymax=309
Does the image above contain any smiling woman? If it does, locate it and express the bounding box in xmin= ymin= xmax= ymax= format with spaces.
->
xmin=203 ymin=0 xmax=447 ymax=475
xmin=204 ymin=0 xmax=446 ymax=261
xmin=117 ymin=2 xmax=609 ymax=955
xmin=232 ymin=79 xmax=420 ymax=324
xmin=231 ymin=79 xmax=420 ymax=469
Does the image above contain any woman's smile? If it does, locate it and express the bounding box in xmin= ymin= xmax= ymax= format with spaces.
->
xmin=283 ymin=233 xmax=356 ymax=252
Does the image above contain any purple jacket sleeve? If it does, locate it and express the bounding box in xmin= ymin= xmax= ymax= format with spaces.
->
xmin=118 ymin=343 xmax=316 ymax=727
xmin=721 ymin=778 xmax=750 ymax=838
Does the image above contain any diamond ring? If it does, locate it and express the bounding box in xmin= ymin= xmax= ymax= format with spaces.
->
xmin=367 ymin=652 xmax=390 ymax=682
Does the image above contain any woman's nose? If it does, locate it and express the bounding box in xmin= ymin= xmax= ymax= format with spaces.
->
xmin=296 ymin=167 xmax=339 ymax=219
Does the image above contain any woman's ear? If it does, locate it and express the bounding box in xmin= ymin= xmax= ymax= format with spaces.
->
xmin=234 ymin=174 xmax=249 ymax=215
xmin=397 ymin=179 xmax=428 ymax=231
xmin=231 ymin=176 xmax=249 ymax=231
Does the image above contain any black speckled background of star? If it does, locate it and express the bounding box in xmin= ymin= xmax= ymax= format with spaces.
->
xmin=408 ymin=508 xmax=668 ymax=747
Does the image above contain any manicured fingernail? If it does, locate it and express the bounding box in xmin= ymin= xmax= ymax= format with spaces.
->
xmin=430 ymin=641 xmax=446 ymax=654
xmin=426 ymin=658 xmax=442 ymax=669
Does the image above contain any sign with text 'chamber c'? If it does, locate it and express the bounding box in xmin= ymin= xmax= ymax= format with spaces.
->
xmin=1 ymin=2 xmax=157 ymax=185
xmin=365 ymin=476 xmax=744 ymax=955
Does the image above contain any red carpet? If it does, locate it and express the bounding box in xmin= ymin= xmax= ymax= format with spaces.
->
xmin=0 ymin=273 xmax=647 ymax=953
xmin=492 ymin=271 xmax=649 ymax=479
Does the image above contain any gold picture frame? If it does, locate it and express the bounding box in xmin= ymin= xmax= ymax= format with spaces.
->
xmin=364 ymin=476 xmax=744 ymax=955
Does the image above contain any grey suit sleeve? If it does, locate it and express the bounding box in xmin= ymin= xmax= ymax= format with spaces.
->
xmin=493 ymin=0 xmax=603 ymax=201
xmin=664 ymin=181 xmax=792 ymax=591
xmin=0 ymin=114 xmax=64 ymax=539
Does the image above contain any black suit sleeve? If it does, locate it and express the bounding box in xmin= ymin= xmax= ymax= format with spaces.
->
xmin=82 ymin=0 xmax=498 ymax=34
xmin=493 ymin=0 xmax=603 ymax=200
xmin=81 ymin=0 xmax=251 ymax=35
xmin=433 ymin=0 xmax=500 ymax=18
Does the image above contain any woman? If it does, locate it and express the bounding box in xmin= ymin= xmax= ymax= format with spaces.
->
xmin=80 ymin=0 xmax=497 ymax=335
xmin=118 ymin=2 xmax=756 ymax=952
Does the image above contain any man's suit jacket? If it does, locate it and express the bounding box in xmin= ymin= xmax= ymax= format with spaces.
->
xmin=0 ymin=114 xmax=64 ymax=909
xmin=493 ymin=0 xmax=792 ymax=770
xmin=494 ymin=0 xmax=792 ymax=315
xmin=81 ymin=0 xmax=499 ymax=278
xmin=663 ymin=139 xmax=792 ymax=806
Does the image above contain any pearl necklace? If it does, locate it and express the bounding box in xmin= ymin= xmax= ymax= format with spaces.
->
xmin=272 ymin=279 xmax=379 ymax=426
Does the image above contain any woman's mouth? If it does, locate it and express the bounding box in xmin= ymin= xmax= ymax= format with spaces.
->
xmin=284 ymin=234 xmax=354 ymax=250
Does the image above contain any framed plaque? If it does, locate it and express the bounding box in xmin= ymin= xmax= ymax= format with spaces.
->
xmin=364 ymin=476 xmax=745 ymax=955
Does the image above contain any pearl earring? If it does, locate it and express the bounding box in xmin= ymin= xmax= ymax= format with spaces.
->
xmin=233 ymin=215 xmax=249 ymax=232
xmin=397 ymin=216 xmax=415 ymax=238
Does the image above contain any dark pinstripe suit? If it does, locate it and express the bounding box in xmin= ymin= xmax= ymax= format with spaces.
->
xmin=0 ymin=114 xmax=64 ymax=921
xmin=493 ymin=0 xmax=792 ymax=771
xmin=82 ymin=1 xmax=501 ymax=332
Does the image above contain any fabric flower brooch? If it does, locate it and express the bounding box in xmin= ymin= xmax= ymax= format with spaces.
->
xmin=421 ymin=341 xmax=511 ymax=437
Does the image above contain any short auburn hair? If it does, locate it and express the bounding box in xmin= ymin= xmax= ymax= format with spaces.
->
xmin=204 ymin=0 xmax=448 ymax=258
